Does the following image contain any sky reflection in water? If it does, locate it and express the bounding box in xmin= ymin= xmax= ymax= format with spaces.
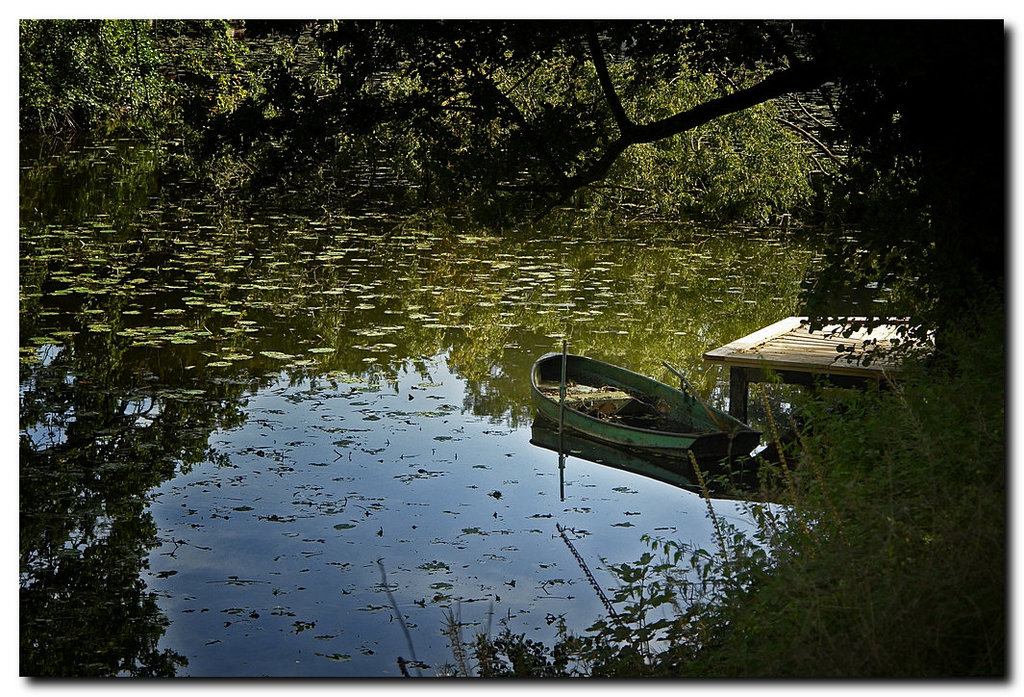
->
xmin=146 ymin=354 xmax=748 ymax=676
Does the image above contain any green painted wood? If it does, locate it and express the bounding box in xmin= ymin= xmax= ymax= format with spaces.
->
xmin=531 ymin=352 xmax=761 ymax=459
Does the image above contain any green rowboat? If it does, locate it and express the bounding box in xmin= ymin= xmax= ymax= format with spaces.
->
xmin=530 ymin=352 xmax=761 ymax=460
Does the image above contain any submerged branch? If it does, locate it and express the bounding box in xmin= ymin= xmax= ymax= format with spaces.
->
xmin=776 ymin=115 xmax=844 ymax=167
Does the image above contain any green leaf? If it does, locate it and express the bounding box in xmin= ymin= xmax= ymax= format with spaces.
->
xmin=260 ymin=350 xmax=297 ymax=360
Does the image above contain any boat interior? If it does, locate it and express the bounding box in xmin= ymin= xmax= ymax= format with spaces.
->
xmin=535 ymin=381 xmax=695 ymax=431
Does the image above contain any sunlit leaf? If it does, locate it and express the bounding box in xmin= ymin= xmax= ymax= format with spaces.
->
xmin=260 ymin=351 xmax=297 ymax=360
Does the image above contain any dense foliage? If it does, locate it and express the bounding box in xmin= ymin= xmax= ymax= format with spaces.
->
xmin=19 ymin=20 xmax=164 ymax=133
xmin=19 ymin=20 xmax=830 ymax=222
xmin=19 ymin=19 xmax=247 ymax=136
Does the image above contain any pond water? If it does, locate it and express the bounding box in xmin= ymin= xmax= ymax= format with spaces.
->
xmin=19 ymin=136 xmax=825 ymax=676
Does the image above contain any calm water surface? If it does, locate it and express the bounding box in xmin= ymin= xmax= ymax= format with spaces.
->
xmin=19 ymin=137 xmax=826 ymax=676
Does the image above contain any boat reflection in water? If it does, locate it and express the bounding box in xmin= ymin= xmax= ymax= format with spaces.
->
xmin=529 ymin=417 xmax=761 ymax=501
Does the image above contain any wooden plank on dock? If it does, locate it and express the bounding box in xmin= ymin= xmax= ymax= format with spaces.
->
xmin=704 ymin=316 xmax=921 ymax=420
xmin=704 ymin=316 xmax=907 ymax=378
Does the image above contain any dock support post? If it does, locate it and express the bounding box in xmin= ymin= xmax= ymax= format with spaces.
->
xmin=729 ymin=366 xmax=748 ymax=422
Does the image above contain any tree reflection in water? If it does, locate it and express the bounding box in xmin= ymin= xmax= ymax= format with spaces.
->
xmin=20 ymin=342 xmax=248 ymax=675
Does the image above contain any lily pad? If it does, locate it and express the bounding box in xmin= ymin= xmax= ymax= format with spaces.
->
xmin=260 ymin=351 xmax=297 ymax=360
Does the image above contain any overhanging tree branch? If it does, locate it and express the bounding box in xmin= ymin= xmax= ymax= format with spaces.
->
xmin=540 ymin=60 xmax=831 ymax=205
xmin=586 ymin=22 xmax=634 ymax=137
xmin=630 ymin=62 xmax=830 ymax=143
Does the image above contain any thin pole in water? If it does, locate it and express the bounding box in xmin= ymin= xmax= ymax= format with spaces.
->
xmin=558 ymin=451 xmax=566 ymax=502
xmin=559 ymin=339 xmax=567 ymax=501
xmin=559 ymin=340 xmax=568 ymax=435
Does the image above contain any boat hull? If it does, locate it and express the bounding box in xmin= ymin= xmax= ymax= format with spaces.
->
xmin=530 ymin=352 xmax=761 ymax=460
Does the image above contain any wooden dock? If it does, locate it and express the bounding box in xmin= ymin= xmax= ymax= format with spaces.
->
xmin=704 ymin=316 xmax=915 ymax=420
